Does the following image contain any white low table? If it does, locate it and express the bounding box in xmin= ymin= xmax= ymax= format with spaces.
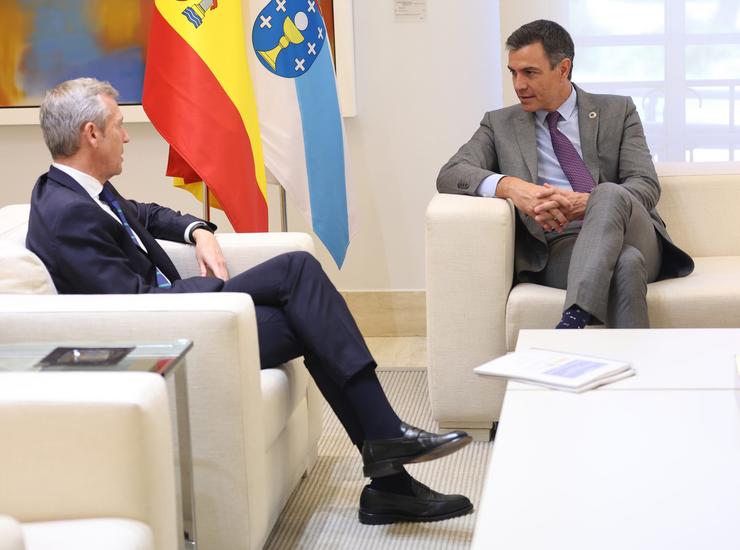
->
xmin=473 ymin=329 xmax=740 ymax=550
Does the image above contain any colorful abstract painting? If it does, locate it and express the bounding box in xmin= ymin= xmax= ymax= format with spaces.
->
xmin=0 ymin=0 xmax=153 ymax=107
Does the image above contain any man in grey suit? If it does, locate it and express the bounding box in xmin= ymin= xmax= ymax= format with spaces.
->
xmin=437 ymin=19 xmax=693 ymax=328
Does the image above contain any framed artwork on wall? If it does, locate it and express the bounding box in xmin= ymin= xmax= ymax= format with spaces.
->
xmin=1 ymin=0 xmax=153 ymax=108
xmin=0 ymin=0 xmax=354 ymax=123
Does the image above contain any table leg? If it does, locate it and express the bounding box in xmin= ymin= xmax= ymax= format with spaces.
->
xmin=174 ymin=362 xmax=197 ymax=550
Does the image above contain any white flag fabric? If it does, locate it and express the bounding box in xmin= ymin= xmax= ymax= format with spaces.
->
xmin=247 ymin=0 xmax=354 ymax=267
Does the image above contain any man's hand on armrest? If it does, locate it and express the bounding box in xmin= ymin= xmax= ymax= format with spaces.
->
xmin=193 ymin=228 xmax=230 ymax=281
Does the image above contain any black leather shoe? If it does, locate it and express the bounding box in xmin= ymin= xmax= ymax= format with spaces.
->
xmin=358 ymin=479 xmax=473 ymax=525
xmin=361 ymin=422 xmax=472 ymax=478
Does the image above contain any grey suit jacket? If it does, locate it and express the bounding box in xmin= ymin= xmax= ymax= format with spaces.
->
xmin=437 ymin=84 xmax=693 ymax=281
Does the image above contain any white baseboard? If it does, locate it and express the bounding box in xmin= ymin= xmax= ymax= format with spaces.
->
xmin=340 ymin=290 xmax=426 ymax=337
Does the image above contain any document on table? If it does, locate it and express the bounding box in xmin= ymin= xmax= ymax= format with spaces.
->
xmin=474 ymin=348 xmax=635 ymax=392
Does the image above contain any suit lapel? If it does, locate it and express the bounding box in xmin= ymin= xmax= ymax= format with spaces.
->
xmin=574 ymin=85 xmax=600 ymax=184
xmin=513 ymin=110 xmax=538 ymax=181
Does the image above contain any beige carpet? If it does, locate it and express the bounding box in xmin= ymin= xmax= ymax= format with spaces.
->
xmin=264 ymin=370 xmax=493 ymax=549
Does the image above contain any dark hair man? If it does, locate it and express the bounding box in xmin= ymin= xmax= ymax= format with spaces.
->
xmin=438 ymin=20 xmax=693 ymax=328
xmin=27 ymin=77 xmax=473 ymax=525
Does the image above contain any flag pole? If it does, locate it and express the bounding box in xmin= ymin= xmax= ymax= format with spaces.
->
xmin=279 ymin=185 xmax=288 ymax=232
xmin=202 ymin=181 xmax=210 ymax=222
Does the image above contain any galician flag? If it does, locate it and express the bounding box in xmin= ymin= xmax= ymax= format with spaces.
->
xmin=143 ymin=0 xmax=268 ymax=232
xmin=249 ymin=0 xmax=353 ymax=266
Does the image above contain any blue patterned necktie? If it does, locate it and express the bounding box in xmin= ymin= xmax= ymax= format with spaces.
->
xmin=546 ymin=111 xmax=596 ymax=193
xmin=99 ymin=184 xmax=172 ymax=288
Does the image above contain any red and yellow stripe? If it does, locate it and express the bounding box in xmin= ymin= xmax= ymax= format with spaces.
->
xmin=143 ymin=0 xmax=267 ymax=231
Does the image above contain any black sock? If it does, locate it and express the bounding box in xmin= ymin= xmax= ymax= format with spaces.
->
xmin=369 ymin=468 xmax=414 ymax=495
xmin=556 ymin=305 xmax=591 ymax=329
xmin=343 ymin=367 xmax=402 ymax=440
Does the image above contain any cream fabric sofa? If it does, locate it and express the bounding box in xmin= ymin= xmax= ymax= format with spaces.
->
xmin=426 ymin=163 xmax=740 ymax=439
xmin=0 ymin=204 xmax=323 ymax=550
xmin=0 ymin=372 xmax=177 ymax=550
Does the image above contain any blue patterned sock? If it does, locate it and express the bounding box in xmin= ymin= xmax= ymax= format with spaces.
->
xmin=556 ymin=305 xmax=591 ymax=329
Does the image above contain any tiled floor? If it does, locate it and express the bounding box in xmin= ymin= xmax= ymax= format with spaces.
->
xmin=364 ymin=336 xmax=427 ymax=370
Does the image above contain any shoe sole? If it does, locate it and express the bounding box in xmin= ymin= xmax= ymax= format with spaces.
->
xmin=358 ymin=502 xmax=474 ymax=525
xmin=363 ymin=434 xmax=472 ymax=478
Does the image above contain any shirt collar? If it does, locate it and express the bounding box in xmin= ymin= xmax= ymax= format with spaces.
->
xmin=536 ymin=85 xmax=577 ymax=124
xmin=52 ymin=162 xmax=105 ymax=199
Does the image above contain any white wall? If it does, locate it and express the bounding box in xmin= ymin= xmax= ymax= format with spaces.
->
xmin=294 ymin=0 xmax=503 ymax=289
xmin=0 ymin=0 xmax=503 ymax=291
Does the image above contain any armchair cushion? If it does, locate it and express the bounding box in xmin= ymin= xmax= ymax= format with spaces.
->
xmin=22 ymin=519 xmax=152 ymax=550
xmin=261 ymin=362 xmax=312 ymax=449
xmin=0 ymin=245 xmax=56 ymax=295
xmin=506 ymin=256 xmax=740 ymax=348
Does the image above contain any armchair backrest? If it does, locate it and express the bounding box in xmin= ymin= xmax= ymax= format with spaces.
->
xmin=0 ymin=204 xmax=30 ymax=243
xmin=0 ymin=204 xmax=56 ymax=294
xmin=656 ymin=163 xmax=740 ymax=258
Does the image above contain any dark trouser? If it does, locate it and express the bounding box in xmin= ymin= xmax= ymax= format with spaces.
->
xmin=533 ymin=182 xmax=662 ymax=328
xmin=223 ymin=251 xmax=373 ymax=449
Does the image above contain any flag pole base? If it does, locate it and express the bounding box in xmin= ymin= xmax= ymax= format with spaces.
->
xmin=202 ymin=182 xmax=210 ymax=222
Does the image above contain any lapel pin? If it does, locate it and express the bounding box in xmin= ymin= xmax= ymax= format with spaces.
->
xmin=588 ymin=111 xmax=597 ymax=119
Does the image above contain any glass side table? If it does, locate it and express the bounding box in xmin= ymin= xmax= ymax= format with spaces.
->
xmin=0 ymin=339 xmax=198 ymax=550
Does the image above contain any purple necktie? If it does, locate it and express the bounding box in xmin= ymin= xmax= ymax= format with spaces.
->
xmin=546 ymin=111 xmax=596 ymax=193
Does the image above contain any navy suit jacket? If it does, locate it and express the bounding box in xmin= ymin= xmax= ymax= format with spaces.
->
xmin=26 ymin=166 xmax=224 ymax=294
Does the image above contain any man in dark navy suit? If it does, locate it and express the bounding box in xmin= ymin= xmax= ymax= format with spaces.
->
xmin=26 ymin=78 xmax=472 ymax=525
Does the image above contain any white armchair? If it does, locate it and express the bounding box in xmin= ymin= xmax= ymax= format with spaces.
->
xmin=0 ymin=204 xmax=323 ymax=550
xmin=0 ymin=372 xmax=178 ymax=550
xmin=0 ymin=515 xmax=24 ymax=550
xmin=426 ymin=164 xmax=740 ymax=440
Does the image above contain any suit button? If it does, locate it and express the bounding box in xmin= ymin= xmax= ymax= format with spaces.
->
xmin=458 ymin=182 xmax=470 ymax=190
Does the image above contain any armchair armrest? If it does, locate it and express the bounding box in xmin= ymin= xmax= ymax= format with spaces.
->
xmin=160 ymin=232 xmax=315 ymax=278
xmin=0 ymin=515 xmax=24 ymax=550
xmin=425 ymin=194 xmax=515 ymax=432
xmin=0 ymin=372 xmax=177 ymax=550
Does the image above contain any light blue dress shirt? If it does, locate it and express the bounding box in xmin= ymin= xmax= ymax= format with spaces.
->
xmin=476 ymin=86 xmax=585 ymax=197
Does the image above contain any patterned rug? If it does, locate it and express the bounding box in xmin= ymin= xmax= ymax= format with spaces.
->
xmin=264 ymin=370 xmax=493 ymax=549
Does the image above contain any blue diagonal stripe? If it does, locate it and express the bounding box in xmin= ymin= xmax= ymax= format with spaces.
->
xmin=294 ymin=45 xmax=349 ymax=267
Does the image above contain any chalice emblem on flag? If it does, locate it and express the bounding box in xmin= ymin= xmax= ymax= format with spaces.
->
xmin=252 ymin=0 xmax=326 ymax=78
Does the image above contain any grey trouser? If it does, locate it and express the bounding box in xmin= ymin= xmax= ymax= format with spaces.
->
xmin=533 ymin=182 xmax=662 ymax=328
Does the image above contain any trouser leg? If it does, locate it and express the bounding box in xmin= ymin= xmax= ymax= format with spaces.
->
xmin=251 ymin=286 xmax=435 ymax=494
xmin=606 ymin=245 xmax=651 ymax=328
xmin=224 ymin=251 xmax=375 ymax=386
xmin=255 ymin=304 xmax=367 ymax=450
xmin=564 ymin=182 xmax=662 ymax=324
xmin=531 ymin=232 xmax=577 ymax=290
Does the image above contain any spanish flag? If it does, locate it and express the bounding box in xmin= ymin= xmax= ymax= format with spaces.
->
xmin=143 ymin=0 xmax=267 ymax=232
